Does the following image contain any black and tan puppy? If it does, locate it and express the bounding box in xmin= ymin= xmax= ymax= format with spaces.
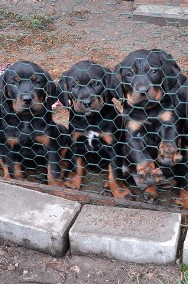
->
xmin=58 ymin=60 xmax=131 ymax=198
xmin=0 ymin=61 xmax=71 ymax=185
xmin=111 ymin=49 xmax=186 ymax=202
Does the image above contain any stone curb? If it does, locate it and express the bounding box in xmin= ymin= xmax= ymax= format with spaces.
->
xmin=0 ymin=182 xmax=187 ymax=264
xmin=133 ymin=4 xmax=188 ymax=26
xmin=69 ymin=204 xmax=181 ymax=264
xmin=183 ymin=231 xmax=188 ymax=263
xmin=0 ymin=182 xmax=81 ymax=256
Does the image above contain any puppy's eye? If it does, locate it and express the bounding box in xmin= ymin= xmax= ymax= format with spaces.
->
xmin=92 ymin=80 xmax=101 ymax=86
xmin=126 ymin=71 xmax=134 ymax=77
xmin=72 ymin=83 xmax=78 ymax=89
xmin=10 ymin=81 xmax=16 ymax=85
xmin=35 ymin=79 xmax=42 ymax=84
xmin=150 ymin=69 xmax=159 ymax=75
xmin=33 ymin=78 xmax=42 ymax=84
xmin=32 ymin=76 xmax=43 ymax=85
xmin=10 ymin=76 xmax=20 ymax=85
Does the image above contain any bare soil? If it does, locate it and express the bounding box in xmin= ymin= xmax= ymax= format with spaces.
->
xmin=0 ymin=0 xmax=187 ymax=76
xmin=0 ymin=0 xmax=188 ymax=283
xmin=0 ymin=237 xmax=183 ymax=284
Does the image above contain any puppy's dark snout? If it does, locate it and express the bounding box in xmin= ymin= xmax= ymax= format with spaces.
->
xmin=22 ymin=94 xmax=32 ymax=103
xmin=82 ymin=99 xmax=92 ymax=108
xmin=136 ymin=85 xmax=149 ymax=96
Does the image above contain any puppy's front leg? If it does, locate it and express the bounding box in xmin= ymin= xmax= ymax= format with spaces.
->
xmin=64 ymin=156 xmax=85 ymax=190
xmin=158 ymin=110 xmax=182 ymax=166
xmin=126 ymin=120 xmax=164 ymax=187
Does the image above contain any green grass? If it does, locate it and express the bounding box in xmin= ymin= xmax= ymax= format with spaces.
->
xmin=180 ymin=27 xmax=188 ymax=37
xmin=0 ymin=9 xmax=24 ymax=22
xmin=29 ymin=15 xmax=53 ymax=30
xmin=0 ymin=9 xmax=53 ymax=30
xmin=182 ymin=264 xmax=188 ymax=284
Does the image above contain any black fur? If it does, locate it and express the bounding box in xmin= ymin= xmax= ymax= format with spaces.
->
xmin=110 ymin=49 xmax=187 ymax=202
xmin=0 ymin=61 xmax=71 ymax=185
xmin=58 ymin=60 xmax=131 ymax=198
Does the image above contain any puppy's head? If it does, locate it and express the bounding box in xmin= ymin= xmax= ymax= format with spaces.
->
xmin=111 ymin=49 xmax=185 ymax=108
xmin=58 ymin=60 xmax=111 ymax=115
xmin=0 ymin=61 xmax=56 ymax=115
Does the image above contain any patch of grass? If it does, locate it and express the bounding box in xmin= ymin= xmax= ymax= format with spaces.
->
xmin=0 ymin=9 xmax=23 ymax=21
xmin=180 ymin=27 xmax=188 ymax=37
xmin=0 ymin=9 xmax=53 ymax=30
xmin=182 ymin=264 xmax=188 ymax=284
xmin=29 ymin=15 xmax=53 ymax=30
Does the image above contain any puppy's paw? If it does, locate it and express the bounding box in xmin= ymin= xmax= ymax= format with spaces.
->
xmin=174 ymin=189 xmax=188 ymax=209
xmin=158 ymin=142 xmax=182 ymax=166
xmin=106 ymin=181 xmax=133 ymax=199
xmin=144 ymin=185 xmax=158 ymax=203
xmin=136 ymin=161 xmax=164 ymax=186
xmin=64 ymin=178 xmax=82 ymax=190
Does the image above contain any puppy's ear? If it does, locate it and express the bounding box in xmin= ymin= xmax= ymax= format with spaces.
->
xmin=163 ymin=64 xmax=187 ymax=94
xmin=0 ymin=73 xmax=6 ymax=102
xmin=103 ymin=67 xmax=111 ymax=86
xmin=152 ymin=49 xmax=186 ymax=93
xmin=0 ymin=74 xmax=4 ymax=92
xmin=44 ymin=71 xmax=57 ymax=107
xmin=58 ymin=73 xmax=71 ymax=107
xmin=102 ymin=67 xmax=113 ymax=103
xmin=109 ymin=63 xmax=125 ymax=101
xmin=0 ymin=73 xmax=9 ymax=116
xmin=162 ymin=62 xmax=187 ymax=93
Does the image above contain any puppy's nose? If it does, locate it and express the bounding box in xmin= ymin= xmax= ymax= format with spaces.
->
xmin=136 ymin=85 xmax=149 ymax=96
xmin=22 ymin=94 xmax=32 ymax=103
xmin=82 ymin=99 xmax=92 ymax=108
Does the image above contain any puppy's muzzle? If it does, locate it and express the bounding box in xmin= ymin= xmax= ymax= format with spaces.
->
xmin=22 ymin=94 xmax=32 ymax=105
xmin=135 ymin=84 xmax=149 ymax=97
xmin=137 ymin=90 xmax=148 ymax=98
xmin=82 ymin=98 xmax=92 ymax=108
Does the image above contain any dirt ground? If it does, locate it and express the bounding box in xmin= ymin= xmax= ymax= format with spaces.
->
xmin=0 ymin=237 xmax=184 ymax=284
xmin=0 ymin=0 xmax=188 ymax=76
xmin=0 ymin=0 xmax=188 ymax=283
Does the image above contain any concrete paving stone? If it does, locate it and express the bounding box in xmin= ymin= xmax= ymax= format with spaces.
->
xmin=69 ymin=205 xmax=181 ymax=264
xmin=134 ymin=0 xmax=188 ymax=6
xmin=0 ymin=182 xmax=81 ymax=256
xmin=183 ymin=231 xmax=188 ymax=263
xmin=133 ymin=4 xmax=188 ymax=26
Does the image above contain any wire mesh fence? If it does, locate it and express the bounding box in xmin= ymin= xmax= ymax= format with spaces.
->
xmin=0 ymin=0 xmax=188 ymax=212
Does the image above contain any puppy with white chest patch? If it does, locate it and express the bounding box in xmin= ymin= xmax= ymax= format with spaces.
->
xmin=58 ymin=60 xmax=132 ymax=198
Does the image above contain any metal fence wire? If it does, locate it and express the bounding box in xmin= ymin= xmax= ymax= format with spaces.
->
xmin=0 ymin=0 xmax=188 ymax=212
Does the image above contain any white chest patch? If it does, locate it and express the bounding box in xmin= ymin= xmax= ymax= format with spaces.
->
xmin=86 ymin=131 xmax=100 ymax=148
xmin=122 ymin=165 xmax=128 ymax=174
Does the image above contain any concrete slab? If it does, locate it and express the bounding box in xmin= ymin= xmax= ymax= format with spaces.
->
xmin=69 ymin=205 xmax=181 ymax=264
xmin=134 ymin=0 xmax=188 ymax=5
xmin=0 ymin=183 xmax=81 ymax=256
xmin=183 ymin=231 xmax=188 ymax=263
xmin=133 ymin=4 xmax=188 ymax=26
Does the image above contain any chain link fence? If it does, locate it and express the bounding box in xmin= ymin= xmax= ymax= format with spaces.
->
xmin=0 ymin=0 xmax=188 ymax=213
